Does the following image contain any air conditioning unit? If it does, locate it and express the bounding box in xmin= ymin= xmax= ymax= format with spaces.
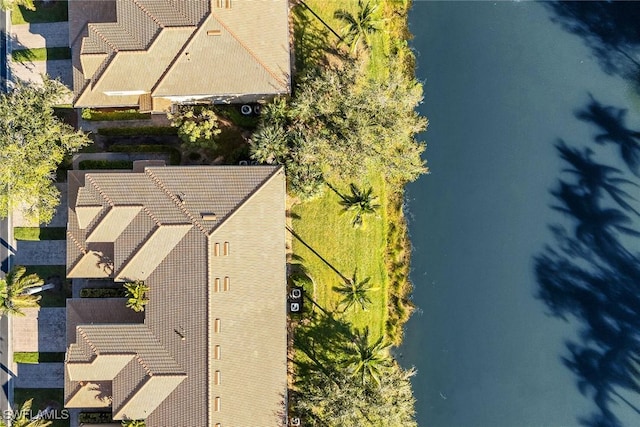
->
xmin=290 ymin=417 xmax=301 ymax=426
xmin=241 ymin=104 xmax=252 ymax=115
xmin=290 ymin=288 xmax=302 ymax=299
xmin=239 ymin=160 xmax=248 ymax=166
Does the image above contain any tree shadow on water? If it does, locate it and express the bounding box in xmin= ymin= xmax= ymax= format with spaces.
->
xmin=535 ymin=95 xmax=640 ymax=426
xmin=544 ymin=2 xmax=640 ymax=86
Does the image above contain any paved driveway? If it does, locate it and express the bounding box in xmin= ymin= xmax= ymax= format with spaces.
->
xmin=14 ymin=363 xmax=63 ymax=388
xmin=14 ymin=240 xmax=66 ymax=266
xmin=12 ymin=308 xmax=66 ymax=352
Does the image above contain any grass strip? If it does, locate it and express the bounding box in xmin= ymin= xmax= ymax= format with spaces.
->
xmin=11 ymin=47 xmax=71 ymax=63
xmin=14 ymin=227 xmax=66 ymax=241
xmin=14 ymin=352 xmax=66 ymax=364
xmin=11 ymin=0 xmax=68 ymax=25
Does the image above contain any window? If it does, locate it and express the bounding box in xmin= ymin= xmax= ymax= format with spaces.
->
xmin=214 ymin=345 xmax=221 ymax=360
xmin=215 ymin=396 xmax=221 ymax=412
xmin=214 ymin=278 xmax=220 ymax=293
xmin=214 ymin=370 xmax=221 ymax=385
xmin=223 ymin=277 xmax=230 ymax=292
xmin=223 ymin=242 xmax=229 ymax=256
xmin=214 ymin=318 xmax=221 ymax=333
xmin=214 ymin=243 xmax=220 ymax=256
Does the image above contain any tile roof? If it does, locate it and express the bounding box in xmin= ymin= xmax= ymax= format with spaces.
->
xmin=71 ymin=0 xmax=291 ymax=110
xmin=65 ymin=166 xmax=286 ymax=426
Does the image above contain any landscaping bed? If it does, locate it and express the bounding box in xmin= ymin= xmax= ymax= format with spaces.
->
xmin=80 ymin=287 xmax=126 ymax=298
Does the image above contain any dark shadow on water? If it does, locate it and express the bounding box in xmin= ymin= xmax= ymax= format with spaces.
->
xmin=535 ymin=95 xmax=640 ymax=427
xmin=544 ymin=2 xmax=640 ymax=88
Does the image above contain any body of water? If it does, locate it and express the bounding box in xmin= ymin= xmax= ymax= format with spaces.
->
xmin=402 ymin=2 xmax=640 ymax=426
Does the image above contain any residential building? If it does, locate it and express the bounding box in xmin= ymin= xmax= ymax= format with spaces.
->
xmin=69 ymin=0 xmax=291 ymax=112
xmin=64 ymin=165 xmax=287 ymax=426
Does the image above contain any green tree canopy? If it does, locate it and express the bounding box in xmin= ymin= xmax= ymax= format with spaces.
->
xmin=0 ymin=266 xmax=43 ymax=317
xmin=0 ymin=78 xmax=89 ymax=223
xmin=0 ymin=0 xmax=34 ymax=11
xmin=168 ymin=105 xmax=221 ymax=150
xmin=250 ymin=58 xmax=427 ymax=198
xmin=338 ymin=183 xmax=381 ymax=229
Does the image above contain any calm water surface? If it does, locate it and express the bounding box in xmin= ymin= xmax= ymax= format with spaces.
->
xmin=402 ymin=2 xmax=640 ymax=426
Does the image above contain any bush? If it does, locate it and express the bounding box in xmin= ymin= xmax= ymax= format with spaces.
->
xmin=97 ymin=126 xmax=177 ymax=136
xmin=168 ymin=105 xmax=221 ymax=149
xmin=78 ymin=160 xmax=133 ymax=170
xmin=109 ymin=144 xmax=181 ymax=165
xmin=82 ymin=108 xmax=151 ymax=121
xmin=78 ymin=412 xmax=114 ymax=424
xmin=80 ymin=287 xmax=126 ymax=298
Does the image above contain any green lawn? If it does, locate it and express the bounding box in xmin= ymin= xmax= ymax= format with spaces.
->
xmin=23 ymin=265 xmax=70 ymax=308
xmin=13 ymin=388 xmax=69 ymax=427
xmin=11 ymin=47 xmax=71 ymax=63
xmin=291 ymin=170 xmax=389 ymax=339
xmin=11 ymin=0 xmax=68 ymax=25
xmin=14 ymin=227 xmax=66 ymax=241
xmin=14 ymin=352 xmax=66 ymax=364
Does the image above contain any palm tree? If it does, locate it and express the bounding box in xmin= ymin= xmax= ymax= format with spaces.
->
xmin=333 ymin=270 xmax=375 ymax=311
xmin=124 ymin=280 xmax=149 ymax=313
xmin=339 ymin=183 xmax=380 ymax=229
xmin=343 ymin=327 xmax=391 ymax=387
xmin=334 ymin=0 xmax=380 ymax=54
xmin=249 ymin=124 xmax=288 ymax=165
xmin=1 ymin=399 xmax=53 ymax=427
xmin=0 ymin=266 xmax=43 ymax=317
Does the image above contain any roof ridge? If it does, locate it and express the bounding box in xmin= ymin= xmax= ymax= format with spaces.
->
xmin=77 ymin=327 xmax=99 ymax=356
xmin=211 ymin=12 xmax=287 ymax=88
xmin=88 ymin=24 xmax=118 ymax=52
xmin=67 ymin=230 xmax=87 ymax=256
xmin=144 ymin=169 xmax=207 ymax=234
xmin=85 ymin=175 xmax=115 ymax=207
xmin=142 ymin=206 xmax=161 ymax=226
xmin=132 ymin=0 xmax=164 ymax=27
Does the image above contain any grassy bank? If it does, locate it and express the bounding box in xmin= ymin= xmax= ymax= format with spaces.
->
xmin=291 ymin=0 xmax=419 ymax=345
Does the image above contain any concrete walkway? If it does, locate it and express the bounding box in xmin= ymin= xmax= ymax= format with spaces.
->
xmin=14 ymin=363 xmax=64 ymax=388
xmin=10 ymin=22 xmax=69 ymax=49
xmin=12 ymin=308 xmax=66 ymax=353
xmin=14 ymin=241 xmax=66 ymax=266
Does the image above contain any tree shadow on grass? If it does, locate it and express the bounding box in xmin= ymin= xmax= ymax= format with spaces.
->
xmin=535 ymin=95 xmax=640 ymax=427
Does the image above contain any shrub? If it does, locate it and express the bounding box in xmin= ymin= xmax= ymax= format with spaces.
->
xmin=82 ymin=108 xmax=151 ymax=121
xmin=168 ymin=105 xmax=221 ymax=149
xmin=78 ymin=412 xmax=114 ymax=424
xmin=78 ymin=160 xmax=133 ymax=170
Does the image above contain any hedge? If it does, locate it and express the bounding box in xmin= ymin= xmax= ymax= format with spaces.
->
xmin=82 ymin=109 xmax=151 ymax=121
xmin=97 ymin=126 xmax=177 ymax=136
xmin=78 ymin=160 xmax=133 ymax=170
xmin=80 ymin=287 xmax=126 ymax=298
